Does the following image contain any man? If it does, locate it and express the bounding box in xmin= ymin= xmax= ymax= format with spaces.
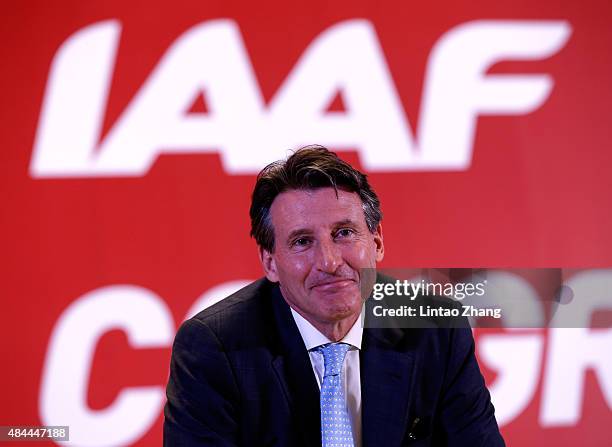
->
xmin=164 ymin=146 xmax=505 ymax=446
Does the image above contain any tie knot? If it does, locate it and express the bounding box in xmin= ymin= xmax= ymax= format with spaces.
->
xmin=316 ymin=342 xmax=351 ymax=377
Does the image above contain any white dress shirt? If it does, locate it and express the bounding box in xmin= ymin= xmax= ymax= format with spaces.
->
xmin=290 ymin=308 xmax=362 ymax=447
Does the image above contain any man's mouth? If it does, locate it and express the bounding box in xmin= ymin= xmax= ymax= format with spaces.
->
xmin=311 ymin=278 xmax=356 ymax=291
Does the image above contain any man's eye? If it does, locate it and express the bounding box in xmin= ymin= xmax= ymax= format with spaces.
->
xmin=293 ymin=238 xmax=311 ymax=247
xmin=335 ymin=228 xmax=355 ymax=238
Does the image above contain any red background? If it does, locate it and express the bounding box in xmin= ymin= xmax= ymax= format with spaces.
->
xmin=2 ymin=0 xmax=611 ymax=445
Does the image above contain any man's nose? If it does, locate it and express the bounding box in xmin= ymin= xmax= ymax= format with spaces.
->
xmin=315 ymin=239 xmax=343 ymax=273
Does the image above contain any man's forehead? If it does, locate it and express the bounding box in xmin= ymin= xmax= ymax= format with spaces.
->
xmin=271 ymin=187 xmax=362 ymax=211
xmin=269 ymin=188 xmax=365 ymax=230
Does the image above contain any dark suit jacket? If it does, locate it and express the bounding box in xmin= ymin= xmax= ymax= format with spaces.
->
xmin=164 ymin=278 xmax=505 ymax=446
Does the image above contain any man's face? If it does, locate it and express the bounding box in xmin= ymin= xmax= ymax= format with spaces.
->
xmin=260 ymin=187 xmax=384 ymax=327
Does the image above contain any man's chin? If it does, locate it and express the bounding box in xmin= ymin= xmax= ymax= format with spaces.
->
xmin=316 ymin=294 xmax=362 ymax=320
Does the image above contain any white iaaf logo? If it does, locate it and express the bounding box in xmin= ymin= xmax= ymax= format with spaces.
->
xmin=30 ymin=19 xmax=571 ymax=178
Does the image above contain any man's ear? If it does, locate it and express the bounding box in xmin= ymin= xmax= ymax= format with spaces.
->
xmin=373 ymin=223 xmax=385 ymax=262
xmin=259 ymin=247 xmax=280 ymax=282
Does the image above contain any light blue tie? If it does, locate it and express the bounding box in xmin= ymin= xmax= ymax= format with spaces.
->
xmin=316 ymin=343 xmax=355 ymax=447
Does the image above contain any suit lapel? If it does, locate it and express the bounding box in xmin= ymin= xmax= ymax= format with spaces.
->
xmin=361 ymin=327 xmax=415 ymax=447
xmin=270 ymin=285 xmax=321 ymax=447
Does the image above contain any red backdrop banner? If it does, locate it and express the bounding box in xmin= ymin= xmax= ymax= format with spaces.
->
xmin=2 ymin=1 xmax=611 ymax=445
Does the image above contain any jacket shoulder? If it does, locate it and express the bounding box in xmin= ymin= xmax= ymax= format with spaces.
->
xmin=175 ymin=277 xmax=277 ymax=349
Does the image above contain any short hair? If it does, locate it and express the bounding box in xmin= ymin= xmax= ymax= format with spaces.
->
xmin=250 ymin=145 xmax=382 ymax=252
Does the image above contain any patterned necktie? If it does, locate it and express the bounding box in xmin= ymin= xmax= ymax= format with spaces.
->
xmin=316 ymin=343 xmax=355 ymax=447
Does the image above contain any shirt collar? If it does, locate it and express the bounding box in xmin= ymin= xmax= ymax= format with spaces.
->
xmin=290 ymin=307 xmax=363 ymax=351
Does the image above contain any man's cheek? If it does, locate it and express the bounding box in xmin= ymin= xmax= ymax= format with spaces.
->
xmin=279 ymin=258 xmax=311 ymax=288
xmin=346 ymin=245 xmax=373 ymax=266
xmin=290 ymin=259 xmax=310 ymax=278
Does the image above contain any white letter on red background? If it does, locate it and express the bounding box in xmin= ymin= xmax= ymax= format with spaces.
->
xmin=418 ymin=20 xmax=571 ymax=169
xmin=475 ymin=272 xmax=544 ymax=426
xmin=39 ymin=285 xmax=174 ymax=446
xmin=541 ymin=271 xmax=612 ymax=425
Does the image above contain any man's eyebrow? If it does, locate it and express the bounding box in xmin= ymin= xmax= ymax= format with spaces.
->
xmin=285 ymin=219 xmax=360 ymax=243
xmin=333 ymin=219 xmax=359 ymax=228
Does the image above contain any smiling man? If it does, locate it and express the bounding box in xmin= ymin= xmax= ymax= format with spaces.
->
xmin=164 ymin=146 xmax=505 ymax=446
xmin=260 ymin=187 xmax=382 ymax=342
